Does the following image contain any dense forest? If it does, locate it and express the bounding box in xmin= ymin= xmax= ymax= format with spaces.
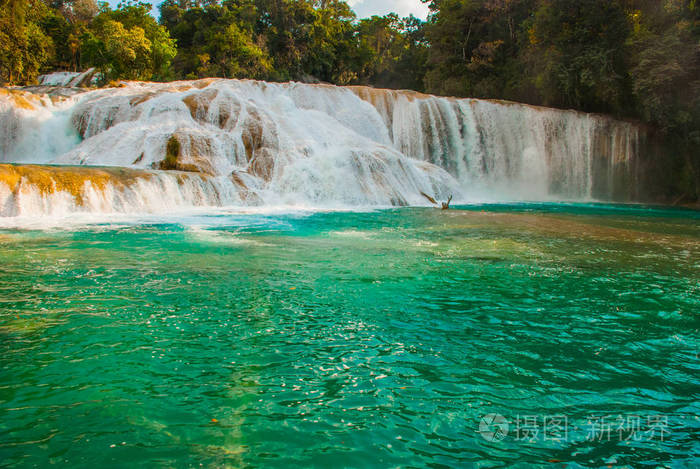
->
xmin=1 ymin=0 xmax=699 ymax=201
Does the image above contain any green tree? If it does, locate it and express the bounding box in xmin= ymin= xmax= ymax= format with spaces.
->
xmin=392 ymin=15 xmax=430 ymax=91
xmin=424 ymin=0 xmax=483 ymax=96
xmin=82 ymin=19 xmax=152 ymax=80
xmin=91 ymin=1 xmax=177 ymax=81
xmin=0 ymin=0 xmax=55 ymax=84
xmin=423 ymin=0 xmax=535 ymax=99
xmin=626 ymin=0 xmax=700 ymax=199
xmin=301 ymin=0 xmax=356 ymax=83
xmin=203 ymin=20 xmax=272 ymax=78
xmin=524 ymin=0 xmax=631 ymax=113
xmin=160 ymin=0 xmax=271 ymax=79
xmin=351 ymin=14 xmax=428 ymax=90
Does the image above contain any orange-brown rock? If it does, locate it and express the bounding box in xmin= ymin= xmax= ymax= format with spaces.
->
xmin=230 ymin=170 xmax=262 ymax=204
xmin=0 ymin=164 xmax=154 ymax=206
xmin=0 ymin=88 xmax=41 ymax=110
xmin=247 ymin=148 xmax=275 ymax=182
xmin=241 ymin=111 xmax=265 ymax=161
xmin=157 ymin=133 xmax=218 ymax=175
xmin=182 ymin=88 xmax=219 ymax=120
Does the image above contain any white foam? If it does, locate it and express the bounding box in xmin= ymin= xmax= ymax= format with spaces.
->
xmin=0 ymin=79 xmax=642 ymax=221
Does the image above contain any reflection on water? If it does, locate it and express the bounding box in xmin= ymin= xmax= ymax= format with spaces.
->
xmin=0 ymin=203 xmax=698 ymax=467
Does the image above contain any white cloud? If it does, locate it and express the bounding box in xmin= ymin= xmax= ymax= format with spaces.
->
xmin=347 ymin=0 xmax=430 ymax=20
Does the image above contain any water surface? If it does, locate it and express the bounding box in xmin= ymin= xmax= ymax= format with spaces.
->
xmin=1 ymin=204 xmax=698 ymax=467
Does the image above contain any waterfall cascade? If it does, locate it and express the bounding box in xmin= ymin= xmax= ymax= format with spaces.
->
xmin=0 ymin=78 xmax=644 ymax=217
xmin=37 ymin=68 xmax=100 ymax=88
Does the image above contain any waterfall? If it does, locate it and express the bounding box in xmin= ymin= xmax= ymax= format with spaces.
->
xmin=37 ymin=68 xmax=99 ymax=87
xmin=349 ymin=87 xmax=641 ymax=200
xmin=0 ymin=164 xmax=236 ymax=218
xmin=0 ymin=78 xmax=643 ymax=217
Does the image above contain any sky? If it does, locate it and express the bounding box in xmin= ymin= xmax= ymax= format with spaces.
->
xmin=346 ymin=0 xmax=429 ymax=19
xmin=106 ymin=0 xmax=430 ymax=21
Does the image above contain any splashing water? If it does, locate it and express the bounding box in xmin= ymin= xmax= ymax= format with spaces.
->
xmin=0 ymin=80 xmax=644 ymax=218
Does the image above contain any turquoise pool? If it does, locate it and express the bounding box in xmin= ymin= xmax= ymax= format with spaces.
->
xmin=1 ymin=204 xmax=698 ymax=467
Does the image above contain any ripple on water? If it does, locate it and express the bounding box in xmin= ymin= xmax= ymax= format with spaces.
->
xmin=0 ymin=205 xmax=698 ymax=467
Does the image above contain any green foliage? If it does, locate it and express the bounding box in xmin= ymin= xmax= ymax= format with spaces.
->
xmin=423 ymin=0 xmax=539 ymax=99
xmin=82 ymin=2 xmax=176 ymax=81
xmin=160 ymin=0 xmax=361 ymax=82
xmin=352 ymin=14 xmax=428 ymax=89
xmin=160 ymin=1 xmax=271 ymax=80
xmin=627 ymin=2 xmax=700 ymax=131
xmin=40 ymin=10 xmax=77 ymax=71
xmin=625 ymin=0 xmax=700 ymax=199
xmin=160 ymin=135 xmax=181 ymax=170
xmin=83 ymin=19 xmax=152 ymax=80
xmin=94 ymin=2 xmax=177 ymax=81
xmin=1 ymin=0 xmax=698 ymax=199
xmin=0 ymin=0 xmax=55 ymax=84
xmin=524 ymin=0 xmax=631 ymax=113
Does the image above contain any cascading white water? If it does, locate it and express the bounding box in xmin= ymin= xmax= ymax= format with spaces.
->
xmin=0 ymin=78 xmax=643 ymax=217
xmin=350 ymin=87 xmax=641 ymax=200
xmin=0 ymin=90 xmax=81 ymax=164
xmin=0 ymin=166 xmax=237 ymax=218
xmin=37 ymin=68 xmax=99 ymax=87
